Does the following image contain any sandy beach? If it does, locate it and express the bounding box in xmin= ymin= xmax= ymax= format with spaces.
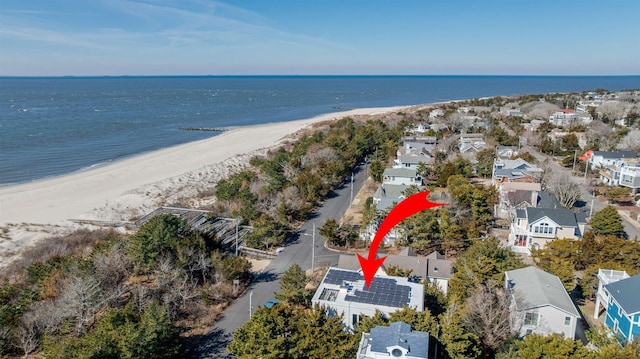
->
xmin=0 ymin=106 xmax=410 ymax=267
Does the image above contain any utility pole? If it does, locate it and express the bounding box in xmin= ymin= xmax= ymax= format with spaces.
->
xmin=312 ymin=222 xmax=316 ymax=273
xmin=249 ymin=291 xmax=253 ymax=318
xmin=350 ymin=172 xmax=354 ymax=206
xmin=572 ymin=149 xmax=577 ymax=174
xmin=589 ymin=192 xmax=595 ymax=219
xmin=235 ymin=218 xmax=239 ymax=256
xmin=584 ymin=156 xmax=589 ymax=184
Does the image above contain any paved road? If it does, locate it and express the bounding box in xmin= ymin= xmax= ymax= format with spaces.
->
xmin=187 ymin=164 xmax=368 ymax=358
xmin=519 ymin=138 xmax=640 ymax=240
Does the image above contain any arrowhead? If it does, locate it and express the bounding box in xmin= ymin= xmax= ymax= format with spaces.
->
xmin=357 ymin=253 xmax=387 ymax=288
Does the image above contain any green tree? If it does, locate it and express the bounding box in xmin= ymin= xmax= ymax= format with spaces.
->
xmin=448 ymin=238 xmax=525 ymax=302
xmin=439 ymin=301 xmax=482 ymax=359
xmin=500 ymin=333 xmax=594 ymax=359
xmin=276 ymin=264 xmax=311 ymax=306
xmin=129 ymin=214 xmax=201 ymax=271
xmin=229 ymin=305 xmax=352 ymax=359
xmin=476 ymin=148 xmax=497 ymax=178
xmin=591 ymin=205 xmax=625 ymax=237
xmin=605 ymin=186 xmax=632 ymax=204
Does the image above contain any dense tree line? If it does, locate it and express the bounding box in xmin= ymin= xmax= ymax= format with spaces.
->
xmin=215 ymin=117 xmax=406 ymax=250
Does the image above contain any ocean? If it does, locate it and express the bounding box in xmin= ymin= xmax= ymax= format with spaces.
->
xmin=1 ymin=75 xmax=639 ymax=185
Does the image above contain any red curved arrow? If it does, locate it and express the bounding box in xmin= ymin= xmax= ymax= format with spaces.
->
xmin=357 ymin=190 xmax=444 ymax=287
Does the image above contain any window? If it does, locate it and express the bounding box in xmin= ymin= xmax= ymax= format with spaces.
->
xmin=613 ymin=319 xmax=619 ymax=333
xmin=564 ymin=316 xmax=571 ymax=326
xmin=352 ymin=314 xmax=360 ymax=327
xmin=524 ymin=312 xmax=539 ymax=326
xmin=622 ymin=174 xmax=633 ymax=183
xmin=618 ymin=306 xmax=623 ymax=316
xmin=533 ymin=223 xmax=553 ymax=235
xmin=514 ymin=234 xmax=527 ymax=247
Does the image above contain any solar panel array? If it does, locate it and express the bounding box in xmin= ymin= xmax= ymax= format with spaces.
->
xmin=324 ymin=269 xmax=412 ymax=308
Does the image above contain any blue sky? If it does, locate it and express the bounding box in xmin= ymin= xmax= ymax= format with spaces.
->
xmin=1 ymin=0 xmax=638 ymax=76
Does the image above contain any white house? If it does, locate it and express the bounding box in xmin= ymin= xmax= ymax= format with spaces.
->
xmin=357 ymin=322 xmax=430 ymax=359
xmin=394 ymin=152 xmax=433 ymax=170
xmin=508 ymin=207 xmax=587 ymax=254
xmin=505 ymin=266 xmax=580 ymax=339
xmin=383 ymin=168 xmax=422 ymax=186
xmin=337 ymin=249 xmax=453 ymax=295
xmin=429 ymin=109 xmax=444 ymax=119
xmin=589 ymin=151 xmax=637 ymax=169
xmin=549 ymin=109 xmax=592 ymax=127
xmin=312 ymin=268 xmax=424 ymax=331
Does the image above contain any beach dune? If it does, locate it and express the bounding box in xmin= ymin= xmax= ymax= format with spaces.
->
xmin=0 ymin=106 xmax=407 ymax=266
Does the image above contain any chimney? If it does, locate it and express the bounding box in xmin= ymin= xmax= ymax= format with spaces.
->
xmin=531 ymin=190 xmax=538 ymax=207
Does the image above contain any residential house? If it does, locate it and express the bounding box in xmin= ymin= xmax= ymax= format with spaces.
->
xmin=508 ymin=207 xmax=587 ymax=254
xmin=522 ymin=119 xmax=546 ymax=132
xmin=593 ymin=269 xmax=630 ymax=320
xmin=492 ymin=158 xmax=542 ymax=185
xmin=502 ymin=107 xmax=523 ymax=117
xmin=399 ymin=136 xmax=437 ymax=156
xmin=620 ymin=163 xmax=640 ymax=194
xmin=602 ymin=274 xmax=640 ymax=343
xmin=337 ymin=248 xmax=453 ymax=295
xmin=409 ymin=123 xmax=430 ymax=136
xmin=357 ymin=322 xmax=430 ymax=359
xmin=549 ymin=109 xmax=592 ymax=127
xmin=496 ymin=182 xmax=561 ymax=220
xmin=496 ymin=146 xmax=519 ymax=159
xmin=312 ymin=268 xmax=424 ymax=331
xmin=383 ymin=168 xmax=422 ymax=186
xmin=505 ymin=266 xmax=580 ymax=339
xmin=369 ymin=184 xmax=424 ymax=244
xmin=459 ymin=133 xmax=485 ymax=151
xmin=429 ymin=109 xmax=444 ymax=119
xmin=394 ymin=152 xmax=433 ymax=170
xmin=588 ymin=150 xmax=637 ymax=169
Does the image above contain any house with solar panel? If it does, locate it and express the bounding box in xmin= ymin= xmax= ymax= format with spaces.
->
xmin=505 ymin=266 xmax=580 ymax=339
xmin=312 ymin=268 xmax=424 ymax=331
xmin=357 ymin=321 xmax=430 ymax=359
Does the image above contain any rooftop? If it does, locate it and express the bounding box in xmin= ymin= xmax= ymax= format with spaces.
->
xmin=605 ymin=274 xmax=640 ymax=315
xmin=368 ymin=322 xmax=429 ymax=359
xmin=506 ymin=266 xmax=580 ymax=317
xmin=314 ymin=268 xmax=424 ymax=310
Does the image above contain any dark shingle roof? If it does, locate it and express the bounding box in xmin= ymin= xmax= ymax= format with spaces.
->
xmin=605 ymin=275 xmax=640 ymax=315
xmin=537 ymin=191 xmax=561 ymax=209
xmin=369 ymin=322 xmax=429 ymax=358
xmin=526 ymin=207 xmax=586 ymax=227
xmin=592 ymin=151 xmax=636 ymax=159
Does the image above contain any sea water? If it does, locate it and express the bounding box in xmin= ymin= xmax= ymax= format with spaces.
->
xmin=1 ymin=75 xmax=639 ymax=185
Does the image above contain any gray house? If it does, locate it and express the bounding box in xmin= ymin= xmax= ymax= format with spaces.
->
xmin=505 ymin=266 xmax=580 ymax=339
xmin=357 ymin=321 xmax=430 ymax=359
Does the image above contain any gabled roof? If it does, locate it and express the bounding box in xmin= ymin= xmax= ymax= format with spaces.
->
xmin=383 ymin=168 xmax=418 ymax=178
xmin=398 ymin=153 xmax=433 ymax=165
xmin=506 ymin=266 xmax=580 ymax=317
xmin=526 ymin=207 xmax=586 ymax=227
xmin=605 ymin=274 xmax=640 ymax=315
xmin=369 ymin=322 xmax=429 ymax=358
xmin=336 ymin=251 xmax=453 ymax=280
xmin=592 ymin=151 xmax=636 ymax=159
xmin=537 ymin=191 xmax=561 ymax=209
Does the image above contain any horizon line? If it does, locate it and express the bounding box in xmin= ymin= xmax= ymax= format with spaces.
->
xmin=2 ymin=74 xmax=640 ymax=79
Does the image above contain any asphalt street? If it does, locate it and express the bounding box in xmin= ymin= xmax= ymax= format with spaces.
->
xmin=188 ymin=164 xmax=368 ymax=358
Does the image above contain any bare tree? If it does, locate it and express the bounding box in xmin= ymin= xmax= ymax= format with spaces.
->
xmin=463 ymin=282 xmax=513 ymax=352
xmin=14 ymin=322 xmax=40 ymax=359
xmin=549 ymin=175 xmax=582 ymax=208
xmin=59 ymin=274 xmax=103 ymax=336
xmin=93 ymin=243 xmax=131 ymax=292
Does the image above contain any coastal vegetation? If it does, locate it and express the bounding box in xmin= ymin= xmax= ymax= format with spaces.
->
xmin=213 ymin=117 xmax=407 ymax=251
xmin=0 ymin=215 xmax=252 ymax=358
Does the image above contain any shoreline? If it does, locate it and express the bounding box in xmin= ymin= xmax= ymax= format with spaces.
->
xmin=0 ymin=105 xmax=412 ymax=267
